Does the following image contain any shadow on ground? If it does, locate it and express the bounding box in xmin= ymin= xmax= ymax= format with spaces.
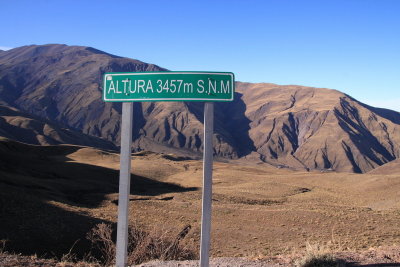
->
xmin=0 ymin=139 xmax=197 ymax=259
xmin=349 ymin=264 xmax=400 ymax=267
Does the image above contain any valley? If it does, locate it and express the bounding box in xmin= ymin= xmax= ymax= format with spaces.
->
xmin=1 ymin=137 xmax=400 ymax=262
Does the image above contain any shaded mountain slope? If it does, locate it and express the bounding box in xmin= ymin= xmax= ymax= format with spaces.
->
xmin=0 ymin=44 xmax=165 ymax=142
xmin=0 ymin=104 xmax=116 ymax=149
xmin=0 ymin=44 xmax=239 ymax=157
xmin=130 ymin=99 xmax=251 ymax=158
xmin=1 ymin=44 xmax=400 ymax=172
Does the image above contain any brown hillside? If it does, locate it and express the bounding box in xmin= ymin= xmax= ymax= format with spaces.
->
xmin=368 ymin=158 xmax=400 ymax=175
xmin=0 ymin=45 xmax=245 ymax=158
xmin=236 ymin=82 xmax=400 ymax=173
xmin=0 ymin=44 xmax=164 ymax=146
xmin=1 ymin=44 xmax=400 ymax=172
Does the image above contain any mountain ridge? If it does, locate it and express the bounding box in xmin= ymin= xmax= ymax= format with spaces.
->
xmin=1 ymin=44 xmax=400 ymax=173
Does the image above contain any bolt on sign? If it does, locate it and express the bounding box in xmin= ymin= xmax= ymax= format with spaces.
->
xmin=103 ymin=71 xmax=234 ymax=102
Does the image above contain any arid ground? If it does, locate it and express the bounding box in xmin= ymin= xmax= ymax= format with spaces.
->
xmin=1 ymin=138 xmax=400 ymax=265
xmin=83 ymin=150 xmax=400 ymax=258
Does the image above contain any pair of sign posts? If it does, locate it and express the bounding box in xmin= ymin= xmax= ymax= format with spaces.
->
xmin=103 ymin=72 xmax=235 ymax=267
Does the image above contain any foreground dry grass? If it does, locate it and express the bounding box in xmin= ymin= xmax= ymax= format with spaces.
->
xmin=66 ymin=146 xmax=400 ymax=260
xmin=77 ymin=151 xmax=400 ymax=257
xmin=1 ymin=138 xmax=400 ymax=265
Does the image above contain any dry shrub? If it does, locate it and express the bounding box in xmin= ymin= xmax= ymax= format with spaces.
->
xmin=0 ymin=239 xmax=7 ymax=253
xmin=295 ymin=242 xmax=347 ymax=267
xmin=86 ymin=224 xmax=115 ymax=266
xmin=59 ymin=239 xmax=102 ymax=267
xmin=57 ymin=260 xmax=102 ymax=267
xmin=87 ymin=223 xmax=196 ymax=266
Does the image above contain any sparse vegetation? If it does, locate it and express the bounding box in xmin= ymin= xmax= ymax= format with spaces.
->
xmin=0 ymin=239 xmax=7 ymax=253
xmin=86 ymin=223 xmax=196 ymax=266
xmin=0 ymin=223 xmax=196 ymax=267
xmin=297 ymin=254 xmax=345 ymax=267
xmin=86 ymin=224 xmax=115 ymax=266
xmin=2 ymin=139 xmax=400 ymax=266
xmin=295 ymin=242 xmax=346 ymax=267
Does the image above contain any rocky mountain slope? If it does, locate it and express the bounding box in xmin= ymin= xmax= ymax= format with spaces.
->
xmin=237 ymin=82 xmax=400 ymax=173
xmin=0 ymin=44 xmax=241 ymax=158
xmin=1 ymin=44 xmax=400 ymax=173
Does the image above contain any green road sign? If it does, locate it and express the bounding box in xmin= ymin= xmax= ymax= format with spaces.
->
xmin=103 ymin=71 xmax=234 ymax=102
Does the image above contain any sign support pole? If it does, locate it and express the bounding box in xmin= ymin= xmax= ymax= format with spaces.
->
xmin=116 ymin=102 xmax=133 ymax=267
xmin=200 ymin=102 xmax=214 ymax=267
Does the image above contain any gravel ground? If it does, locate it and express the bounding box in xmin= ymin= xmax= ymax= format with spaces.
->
xmin=134 ymin=257 xmax=286 ymax=267
xmin=0 ymin=253 xmax=286 ymax=267
xmin=3 ymin=247 xmax=400 ymax=266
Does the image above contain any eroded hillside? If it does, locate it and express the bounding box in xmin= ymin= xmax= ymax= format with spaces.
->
xmin=1 ymin=44 xmax=400 ymax=172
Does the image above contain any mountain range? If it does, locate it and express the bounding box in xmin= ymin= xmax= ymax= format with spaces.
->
xmin=0 ymin=44 xmax=399 ymax=173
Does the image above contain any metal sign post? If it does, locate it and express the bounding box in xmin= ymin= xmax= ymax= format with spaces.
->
xmin=103 ymin=72 xmax=234 ymax=267
xmin=115 ymin=102 xmax=133 ymax=267
xmin=200 ymin=102 xmax=214 ymax=267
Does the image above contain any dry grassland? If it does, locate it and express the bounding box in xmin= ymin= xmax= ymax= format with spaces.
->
xmin=1 ymin=139 xmax=400 ymax=264
xmin=68 ymin=147 xmax=400 ymax=258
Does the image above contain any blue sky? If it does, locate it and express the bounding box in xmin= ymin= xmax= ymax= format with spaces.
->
xmin=2 ymin=0 xmax=400 ymax=111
